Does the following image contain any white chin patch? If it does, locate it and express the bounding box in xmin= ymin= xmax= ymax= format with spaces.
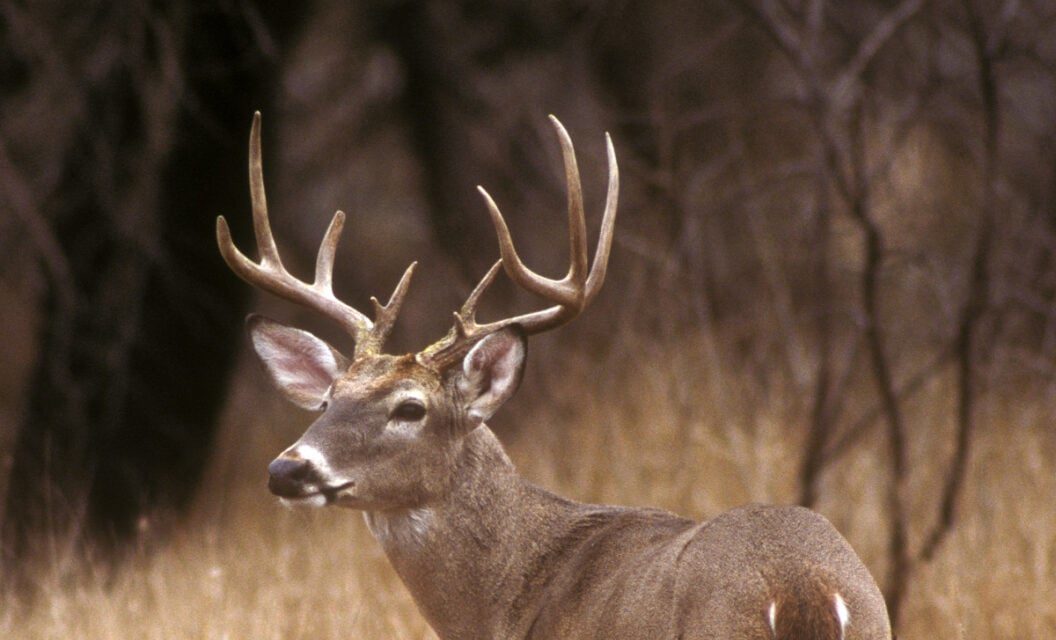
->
xmin=279 ymin=494 xmax=328 ymax=509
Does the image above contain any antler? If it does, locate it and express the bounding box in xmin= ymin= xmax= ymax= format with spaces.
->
xmin=216 ymin=112 xmax=415 ymax=357
xmin=419 ymin=115 xmax=619 ymax=368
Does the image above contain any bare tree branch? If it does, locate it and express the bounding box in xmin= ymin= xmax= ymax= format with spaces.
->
xmin=0 ymin=137 xmax=77 ymax=318
xmin=826 ymin=346 xmax=956 ymax=460
xmin=830 ymin=0 xmax=926 ymax=107
xmin=921 ymin=0 xmax=1002 ymax=562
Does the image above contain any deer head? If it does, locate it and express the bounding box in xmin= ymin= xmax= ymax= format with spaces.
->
xmin=216 ymin=113 xmax=617 ymax=511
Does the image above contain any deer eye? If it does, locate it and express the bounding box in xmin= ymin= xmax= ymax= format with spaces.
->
xmin=391 ymin=400 xmax=426 ymax=422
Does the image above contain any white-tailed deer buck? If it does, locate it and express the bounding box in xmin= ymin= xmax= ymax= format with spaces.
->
xmin=218 ymin=113 xmax=891 ymax=639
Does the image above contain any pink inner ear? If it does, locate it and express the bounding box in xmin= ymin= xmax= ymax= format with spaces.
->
xmin=469 ymin=345 xmax=491 ymax=373
xmin=252 ymin=323 xmax=340 ymax=406
xmin=488 ymin=347 xmax=518 ymax=384
xmin=460 ymin=331 xmax=525 ymax=424
xmin=270 ymin=342 xmax=334 ymax=394
xmin=465 ymin=330 xmax=523 ymax=376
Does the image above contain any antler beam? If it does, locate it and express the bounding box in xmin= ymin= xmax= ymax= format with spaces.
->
xmin=420 ymin=115 xmax=619 ymax=367
xmin=216 ymin=112 xmax=415 ymax=357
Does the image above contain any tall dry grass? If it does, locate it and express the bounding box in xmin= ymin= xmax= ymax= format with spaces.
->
xmin=2 ymin=334 xmax=1054 ymax=638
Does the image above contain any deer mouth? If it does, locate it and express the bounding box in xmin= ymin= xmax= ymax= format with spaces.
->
xmin=275 ymin=481 xmax=355 ymax=508
xmin=321 ymin=480 xmax=357 ymax=503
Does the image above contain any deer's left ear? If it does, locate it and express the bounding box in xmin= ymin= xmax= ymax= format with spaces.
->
xmin=457 ymin=327 xmax=527 ymax=427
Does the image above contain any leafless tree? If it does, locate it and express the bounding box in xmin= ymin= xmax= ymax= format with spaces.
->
xmin=0 ymin=2 xmax=305 ymax=591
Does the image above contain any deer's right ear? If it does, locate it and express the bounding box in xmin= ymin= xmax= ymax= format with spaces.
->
xmin=247 ymin=314 xmax=347 ymax=410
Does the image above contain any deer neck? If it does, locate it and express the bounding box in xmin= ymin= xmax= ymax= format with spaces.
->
xmin=363 ymin=425 xmax=573 ymax=639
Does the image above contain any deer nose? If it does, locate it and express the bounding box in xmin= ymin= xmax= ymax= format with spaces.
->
xmin=268 ymin=456 xmax=315 ymax=497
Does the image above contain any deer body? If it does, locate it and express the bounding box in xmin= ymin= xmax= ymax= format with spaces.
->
xmin=218 ymin=113 xmax=891 ymax=639
xmin=356 ymin=425 xmax=888 ymax=640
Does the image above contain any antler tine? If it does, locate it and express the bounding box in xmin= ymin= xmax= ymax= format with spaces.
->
xmin=314 ymin=210 xmax=345 ymax=293
xmin=218 ymin=112 xmax=418 ymax=355
xmin=247 ymin=112 xmax=282 ymax=269
xmin=477 ymin=186 xmax=579 ymax=305
xmin=458 ymin=259 xmax=503 ymax=324
xmin=368 ymin=261 xmax=417 ymax=353
xmin=583 ymin=132 xmax=619 ymax=304
xmin=550 ymin=115 xmax=589 ymax=284
xmin=416 ymin=261 xmax=506 ymax=368
xmin=419 ymin=118 xmax=619 ymax=368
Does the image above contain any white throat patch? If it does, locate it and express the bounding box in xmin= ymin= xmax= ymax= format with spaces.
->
xmin=365 ymin=507 xmax=435 ymax=550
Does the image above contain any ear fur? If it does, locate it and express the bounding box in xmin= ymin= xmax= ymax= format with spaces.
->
xmin=457 ymin=327 xmax=527 ymax=427
xmin=247 ymin=314 xmax=346 ymax=410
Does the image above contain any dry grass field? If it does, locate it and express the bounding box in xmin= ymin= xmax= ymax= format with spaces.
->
xmin=2 ymin=332 xmax=1054 ymax=639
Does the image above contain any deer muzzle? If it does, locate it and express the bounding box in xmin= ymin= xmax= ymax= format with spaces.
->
xmin=267 ymin=455 xmax=317 ymax=498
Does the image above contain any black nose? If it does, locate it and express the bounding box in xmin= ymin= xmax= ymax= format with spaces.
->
xmin=268 ymin=456 xmax=315 ymax=497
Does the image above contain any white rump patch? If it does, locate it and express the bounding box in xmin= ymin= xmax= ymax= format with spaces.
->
xmin=768 ymin=600 xmax=777 ymax=636
xmin=833 ymin=592 xmax=849 ymax=640
xmin=365 ymin=507 xmax=435 ymax=549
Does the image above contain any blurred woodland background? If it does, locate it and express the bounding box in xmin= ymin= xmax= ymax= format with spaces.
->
xmin=1 ymin=1 xmax=1055 ymax=637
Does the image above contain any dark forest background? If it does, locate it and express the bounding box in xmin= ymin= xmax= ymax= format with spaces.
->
xmin=2 ymin=1 xmax=1055 ymax=635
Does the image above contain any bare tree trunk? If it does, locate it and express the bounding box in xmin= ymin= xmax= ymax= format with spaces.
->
xmin=0 ymin=2 xmax=304 ymax=591
xmin=371 ymin=0 xmax=504 ymax=282
xmin=845 ymin=103 xmax=911 ymax=626
xmin=800 ymin=161 xmax=834 ymax=509
xmin=921 ymin=0 xmax=1000 ymax=561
